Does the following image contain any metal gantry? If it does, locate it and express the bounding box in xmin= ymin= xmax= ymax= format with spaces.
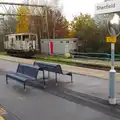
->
xmin=0 ymin=2 xmax=45 ymax=16
xmin=0 ymin=1 xmax=49 ymax=37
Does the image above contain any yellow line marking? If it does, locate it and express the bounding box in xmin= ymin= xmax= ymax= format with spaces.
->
xmin=0 ymin=108 xmax=7 ymax=115
xmin=0 ymin=116 xmax=5 ymax=120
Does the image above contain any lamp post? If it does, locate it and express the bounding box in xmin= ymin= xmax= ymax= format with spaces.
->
xmin=107 ymin=13 xmax=120 ymax=105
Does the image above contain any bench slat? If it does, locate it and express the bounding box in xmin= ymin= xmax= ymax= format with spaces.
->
xmin=6 ymin=73 xmax=27 ymax=82
xmin=17 ymin=63 xmax=39 ymax=78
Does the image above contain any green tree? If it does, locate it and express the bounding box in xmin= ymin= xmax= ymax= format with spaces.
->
xmin=70 ymin=13 xmax=108 ymax=52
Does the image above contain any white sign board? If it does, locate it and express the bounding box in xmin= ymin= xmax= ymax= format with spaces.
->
xmin=95 ymin=0 xmax=120 ymax=14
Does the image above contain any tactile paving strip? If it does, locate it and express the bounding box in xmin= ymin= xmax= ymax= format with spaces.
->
xmin=0 ymin=106 xmax=20 ymax=120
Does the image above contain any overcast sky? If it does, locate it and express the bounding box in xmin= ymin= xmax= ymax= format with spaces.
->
xmin=2 ymin=0 xmax=104 ymax=21
xmin=62 ymin=0 xmax=103 ymax=21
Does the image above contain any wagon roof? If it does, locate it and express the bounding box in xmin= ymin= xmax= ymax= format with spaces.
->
xmin=5 ymin=33 xmax=37 ymax=36
xmin=41 ymin=38 xmax=78 ymax=41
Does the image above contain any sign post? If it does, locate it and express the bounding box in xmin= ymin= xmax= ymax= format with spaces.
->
xmin=107 ymin=13 xmax=120 ymax=105
xmin=95 ymin=0 xmax=120 ymax=105
xmin=106 ymin=35 xmax=117 ymax=104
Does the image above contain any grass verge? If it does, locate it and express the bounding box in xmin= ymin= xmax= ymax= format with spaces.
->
xmin=1 ymin=52 xmax=120 ymax=72
xmin=33 ymin=55 xmax=115 ymax=71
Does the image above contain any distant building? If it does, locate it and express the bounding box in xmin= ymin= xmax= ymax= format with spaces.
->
xmin=41 ymin=38 xmax=78 ymax=55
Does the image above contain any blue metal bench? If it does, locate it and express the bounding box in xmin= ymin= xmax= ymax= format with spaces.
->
xmin=34 ymin=61 xmax=73 ymax=87
xmin=6 ymin=63 xmax=39 ymax=90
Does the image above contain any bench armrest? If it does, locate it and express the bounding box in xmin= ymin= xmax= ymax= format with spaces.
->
xmin=64 ymin=72 xmax=72 ymax=76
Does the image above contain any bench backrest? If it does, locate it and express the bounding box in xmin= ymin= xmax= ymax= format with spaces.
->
xmin=34 ymin=61 xmax=57 ymax=72
xmin=17 ymin=63 xmax=39 ymax=79
xmin=34 ymin=61 xmax=63 ymax=74
xmin=55 ymin=65 xmax=63 ymax=74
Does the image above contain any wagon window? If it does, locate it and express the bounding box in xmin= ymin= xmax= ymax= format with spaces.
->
xmin=16 ymin=36 xmax=19 ymax=40
xmin=11 ymin=38 xmax=13 ymax=43
xmin=23 ymin=35 xmax=29 ymax=41
xmin=5 ymin=36 xmax=8 ymax=41
xmin=17 ymin=35 xmax=21 ymax=40
xmin=66 ymin=41 xmax=69 ymax=43
xmin=73 ymin=40 xmax=76 ymax=43
xmin=30 ymin=35 xmax=36 ymax=40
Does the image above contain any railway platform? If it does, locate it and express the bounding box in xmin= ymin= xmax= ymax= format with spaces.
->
xmin=0 ymin=55 xmax=120 ymax=103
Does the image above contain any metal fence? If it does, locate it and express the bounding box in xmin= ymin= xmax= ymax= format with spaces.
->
xmin=70 ymin=52 xmax=120 ymax=60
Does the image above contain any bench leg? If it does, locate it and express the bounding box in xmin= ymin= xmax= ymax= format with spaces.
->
xmin=55 ymin=73 xmax=58 ymax=86
xmin=24 ymin=82 xmax=26 ymax=91
xmin=43 ymin=71 xmax=46 ymax=89
xmin=6 ymin=76 xmax=8 ymax=84
xmin=43 ymin=79 xmax=46 ymax=89
xmin=48 ymin=71 xmax=50 ymax=79
xmin=71 ymin=74 xmax=73 ymax=83
xmin=43 ymin=70 xmax=45 ymax=80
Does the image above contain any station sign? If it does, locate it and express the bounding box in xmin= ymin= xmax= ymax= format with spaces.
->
xmin=95 ymin=0 xmax=120 ymax=14
xmin=106 ymin=36 xmax=116 ymax=43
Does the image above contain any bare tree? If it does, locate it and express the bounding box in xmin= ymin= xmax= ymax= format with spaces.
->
xmin=48 ymin=0 xmax=63 ymax=38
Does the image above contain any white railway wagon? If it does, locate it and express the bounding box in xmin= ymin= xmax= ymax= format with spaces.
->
xmin=4 ymin=33 xmax=39 ymax=57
